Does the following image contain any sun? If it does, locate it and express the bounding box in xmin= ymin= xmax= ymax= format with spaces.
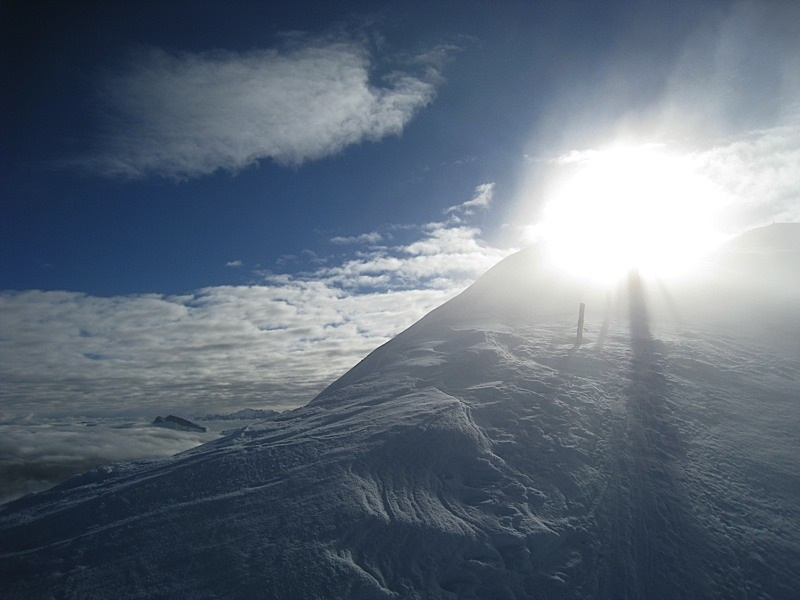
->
xmin=534 ymin=145 xmax=724 ymax=285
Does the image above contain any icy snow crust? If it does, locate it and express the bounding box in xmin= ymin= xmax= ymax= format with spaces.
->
xmin=1 ymin=229 xmax=799 ymax=599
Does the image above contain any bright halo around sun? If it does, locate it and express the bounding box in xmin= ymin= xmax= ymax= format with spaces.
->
xmin=535 ymin=145 xmax=724 ymax=285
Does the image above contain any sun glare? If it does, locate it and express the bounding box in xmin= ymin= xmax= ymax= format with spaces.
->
xmin=535 ymin=145 xmax=724 ymax=285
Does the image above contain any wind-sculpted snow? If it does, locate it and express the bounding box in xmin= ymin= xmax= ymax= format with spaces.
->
xmin=1 ymin=226 xmax=799 ymax=599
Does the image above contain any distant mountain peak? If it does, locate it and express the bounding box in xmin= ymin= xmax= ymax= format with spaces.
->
xmin=152 ymin=414 xmax=207 ymax=433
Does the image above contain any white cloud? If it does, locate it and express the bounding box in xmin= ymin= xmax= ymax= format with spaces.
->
xmin=445 ymin=182 xmax=494 ymax=216
xmin=0 ymin=286 xmax=402 ymax=420
xmin=689 ymin=121 xmax=800 ymax=229
xmin=0 ymin=201 xmax=512 ymax=425
xmin=226 ymin=260 xmax=243 ymax=268
xmin=320 ymin=223 xmax=508 ymax=292
xmin=330 ymin=232 xmax=384 ymax=245
xmin=0 ymin=419 xmax=216 ymax=503
xmin=550 ymin=150 xmax=597 ymax=166
xmin=74 ymin=35 xmax=447 ymax=179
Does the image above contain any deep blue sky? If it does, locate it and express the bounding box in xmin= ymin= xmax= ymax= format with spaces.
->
xmin=2 ymin=0 xmax=755 ymax=296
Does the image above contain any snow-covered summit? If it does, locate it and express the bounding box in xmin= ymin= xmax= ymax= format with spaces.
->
xmin=1 ymin=226 xmax=799 ymax=599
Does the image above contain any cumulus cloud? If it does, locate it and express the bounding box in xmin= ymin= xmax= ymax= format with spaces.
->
xmin=226 ymin=260 xmax=243 ymax=268
xmin=0 ymin=203 xmax=511 ymax=426
xmin=74 ymin=35 xmax=446 ymax=179
xmin=320 ymin=224 xmax=504 ymax=291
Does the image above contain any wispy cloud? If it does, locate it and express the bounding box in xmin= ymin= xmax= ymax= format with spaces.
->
xmin=330 ymin=232 xmax=384 ymax=245
xmin=550 ymin=149 xmax=597 ymax=166
xmin=72 ymin=34 xmax=447 ymax=179
xmin=445 ymin=182 xmax=494 ymax=217
xmin=226 ymin=260 xmax=243 ymax=268
xmin=689 ymin=120 xmax=800 ymax=229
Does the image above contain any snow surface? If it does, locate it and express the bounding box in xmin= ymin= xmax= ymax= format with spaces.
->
xmin=1 ymin=225 xmax=799 ymax=599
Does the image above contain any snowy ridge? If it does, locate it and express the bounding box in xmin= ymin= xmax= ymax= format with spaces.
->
xmin=1 ymin=226 xmax=799 ymax=599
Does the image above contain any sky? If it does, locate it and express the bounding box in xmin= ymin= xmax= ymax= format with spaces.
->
xmin=2 ymin=0 xmax=799 ymax=432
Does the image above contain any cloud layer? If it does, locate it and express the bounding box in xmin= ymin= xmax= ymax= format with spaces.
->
xmin=0 ymin=420 xmax=216 ymax=503
xmin=77 ymin=35 xmax=444 ymax=179
xmin=0 ymin=187 xmax=508 ymax=422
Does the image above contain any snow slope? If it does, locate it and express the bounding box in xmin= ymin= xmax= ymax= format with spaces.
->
xmin=1 ymin=225 xmax=799 ymax=599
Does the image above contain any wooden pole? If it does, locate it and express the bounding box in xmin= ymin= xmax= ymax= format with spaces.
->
xmin=577 ymin=302 xmax=586 ymax=344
